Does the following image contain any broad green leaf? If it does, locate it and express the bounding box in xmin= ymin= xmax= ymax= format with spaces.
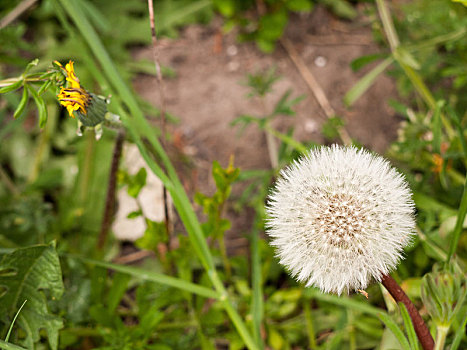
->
xmin=0 ymin=243 xmax=64 ymax=350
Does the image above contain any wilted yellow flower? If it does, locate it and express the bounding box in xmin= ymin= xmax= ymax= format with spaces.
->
xmin=56 ymin=60 xmax=91 ymax=118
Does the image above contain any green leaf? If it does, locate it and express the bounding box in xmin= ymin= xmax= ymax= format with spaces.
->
xmin=24 ymin=58 xmax=39 ymax=74
xmin=0 ymin=243 xmax=64 ymax=350
xmin=128 ymin=167 xmax=147 ymax=198
xmin=0 ymin=339 xmax=27 ymax=350
xmin=344 ymin=57 xmax=393 ymax=107
xmin=447 ymin=173 xmax=467 ymax=263
xmin=398 ymin=302 xmax=420 ymax=350
xmin=26 ymin=85 xmax=47 ymax=128
xmin=37 ymin=80 xmax=53 ymax=96
xmin=322 ymin=0 xmax=357 ymax=20
xmin=72 ymin=255 xmax=218 ymax=299
xmin=378 ymin=313 xmax=411 ymax=350
xmin=0 ymin=80 xmax=22 ymax=94
xmin=286 ymin=0 xmax=313 ymax=12
xmin=107 ymin=272 xmax=131 ymax=313
xmin=321 ymin=116 xmax=345 ymax=140
xmin=350 ymin=53 xmax=387 ymax=72
xmin=394 ymin=47 xmax=421 ymax=70
xmin=432 ymin=102 xmax=443 ymax=155
xmin=450 ymin=312 xmax=467 ymax=350
xmin=13 ymin=86 xmax=28 ymax=119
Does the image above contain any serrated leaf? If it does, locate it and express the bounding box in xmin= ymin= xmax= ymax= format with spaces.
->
xmin=0 ymin=243 xmax=64 ymax=350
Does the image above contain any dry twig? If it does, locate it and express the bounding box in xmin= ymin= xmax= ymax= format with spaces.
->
xmin=280 ymin=38 xmax=352 ymax=145
xmin=147 ymin=0 xmax=172 ymax=249
xmin=0 ymin=0 xmax=38 ymax=29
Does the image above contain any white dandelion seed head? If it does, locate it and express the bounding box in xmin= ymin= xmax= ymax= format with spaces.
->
xmin=266 ymin=145 xmax=416 ymax=295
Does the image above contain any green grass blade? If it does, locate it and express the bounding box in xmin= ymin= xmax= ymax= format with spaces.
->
xmin=450 ymin=312 xmax=467 ymax=350
xmin=72 ymin=255 xmax=219 ymax=299
xmin=264 ymin=124 xmax=308 ymax=154
xmin=398 ymin=302 xmax=420 ymax=350
xmin=250 ymin=222 xmax=264 ymax=349
xmin=310 ymin=290 xmax=383 ymax=317
xmin=5 ymin=300 xmax=27 ymax=342
xmin=343 ymin=57 xmax=393 ymax=107
xmin=0 ymin=340 xmax=28 ymax=350
xmin=311 ymin=290 xmax=412 ymax=349
xmin=378 ymin=313 xmax=411 ymax=350
xmin=447 ymin=173 xmax=467 ymax=263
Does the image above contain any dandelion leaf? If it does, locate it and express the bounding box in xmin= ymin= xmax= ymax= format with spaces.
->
xmin=0 ymin=243 xmax=64 ymax=350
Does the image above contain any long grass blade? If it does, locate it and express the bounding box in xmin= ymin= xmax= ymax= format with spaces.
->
xmin=344 ymin=57 xmax=393 ymax=107
xmin=5 ymin=300 xmax=27 ymax=342
xmin=378 ymin=313 xmax=411 ymax=350
xmin=450 ymin=312 xmax=467 ymax=350
xmin=250 ymin=221 xmax=264 ymax=349
xmin=398 ymin=302 xmax=420 ymax=350
xmin=447 ymin=173 xmax=467 ymax=263
xmin=72 ymin=255 xmax=219 ymax=299
xmin=0 ymin=340 xmax=27 ymax=350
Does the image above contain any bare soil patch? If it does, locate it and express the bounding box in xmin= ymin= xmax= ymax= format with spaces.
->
xmin=132 ymin=7 xmax=400 ymax=250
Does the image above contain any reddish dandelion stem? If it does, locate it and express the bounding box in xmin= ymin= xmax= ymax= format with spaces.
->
xmin=381 ymin=274 xmax=434 ymax=350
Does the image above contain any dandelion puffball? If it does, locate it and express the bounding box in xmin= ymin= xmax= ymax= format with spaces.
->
xmin=266 ymin=145 xmax=416 ymax=295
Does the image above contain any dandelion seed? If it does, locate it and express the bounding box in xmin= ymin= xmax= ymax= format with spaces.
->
xmin=266 ymin=145 xmax=416 ymax=295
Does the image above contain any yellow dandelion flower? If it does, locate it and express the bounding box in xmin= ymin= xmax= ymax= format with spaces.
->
xmin=55 ymin=60 xmax=108 ymax=128
xmin=58 ymin=86 xmax=91 ymax=118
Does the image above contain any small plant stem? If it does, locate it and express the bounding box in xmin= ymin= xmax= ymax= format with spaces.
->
xmin=381 ymin=274 xmax=434 ymax=350
xmin=434 ymin=325 xmax=449 ymax=350
xmin=79 ymin=133 xmax=95 ymax=204
xmin=280 ymin=37 xmax=352 ymax=146
xmin=347 ymin=309 xmax=357 ymax=350
xmin=0 ymin=0 xmax=38 ymax=29
xmin=303 ymin=299 xmax=317 ymax=349
xmin=0 ymin=165 xmax=19 ymax=196
xmin=147 ymin=0 xmax=172 ymax=255
xmin=218 ymin=235 xmax=231 ymax=279
xmin=447 ymin=172 xmax=467 ymax=263
xmin=258 ymin=98 xmax=278 ymax=168
xmin=28 ymin=104 xmax=56 ymax=183
xmin=216 ymin=196 xmax=231 ymax=280
xmin=375 ymin=0 xmax=455 ymax=138
xmin=97 ymin=130 xmax=125 ymax=250
xmin=265 ymin=128 xmax=278 ymax=168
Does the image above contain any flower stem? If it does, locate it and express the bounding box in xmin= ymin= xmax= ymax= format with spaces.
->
xmin=434 ymin=325 xmax=449 ymax=350
xmin=381 ymin=274 xmax=434 ymax=350
xmin=97 ymin=130 xmax=125 ymax=250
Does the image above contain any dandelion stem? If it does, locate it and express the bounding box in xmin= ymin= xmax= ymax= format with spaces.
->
xmin=381 ymin=274 xmax=434 ymax=350
xmin=97 ymin=130 xmax=125 ymax=250
xmin=434 ymin=325 xmax=449 ymax=350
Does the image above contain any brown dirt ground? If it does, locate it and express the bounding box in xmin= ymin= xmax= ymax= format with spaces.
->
xmin=132 ymin=7 xmax=401 ymax=252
